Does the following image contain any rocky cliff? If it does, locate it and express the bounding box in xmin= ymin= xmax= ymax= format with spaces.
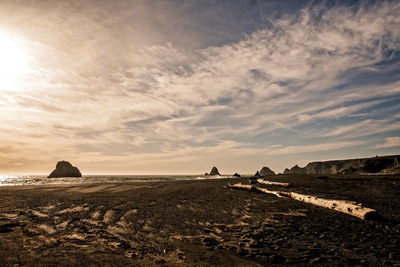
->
xmin=48 ymin=161 xmax=82 ymax=178
xmin=283 ymin=155 xmax=399 ymax=175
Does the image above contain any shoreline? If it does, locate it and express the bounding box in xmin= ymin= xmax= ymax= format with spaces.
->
xmin=0 ymin=175 xmax=244 ymax=188
xmin=0 ymin=175 xmax=399 ymax=265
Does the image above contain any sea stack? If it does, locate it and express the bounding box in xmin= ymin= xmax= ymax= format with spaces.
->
xmin=209 ymin=166 xmax=221 ymax=176
xmin=259 ymin=166 xmax=276 ymax=176
xmin=48 ymin=161 xmax=82 ymax=178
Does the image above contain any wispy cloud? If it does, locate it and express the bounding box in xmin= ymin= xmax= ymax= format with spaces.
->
xmin=376 ymin=137 xmax=400 ymax=149
xmin=264 ymin=141 xmax=364 ymax=155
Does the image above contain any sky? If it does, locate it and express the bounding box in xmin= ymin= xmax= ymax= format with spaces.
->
xmin=0 ymin=0 xmax=399 ymax=175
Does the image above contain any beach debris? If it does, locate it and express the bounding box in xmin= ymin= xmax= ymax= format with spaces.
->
xmin=227 ymin=183 xmax=377 ymax=220
xmin=48 ymin=160 xmax=82 ymax=178
xmin=256 ymin=179 xmax=291 ymax=187
xmin=254 ymin=187 xmax=287 ymax=198
xmin=228 ymin=183 xmax=253 ymax=191
xmin=288 ymin=192 xmax=378 ymax=220
xmin=228 ymin=183 xmax=285 ymax=198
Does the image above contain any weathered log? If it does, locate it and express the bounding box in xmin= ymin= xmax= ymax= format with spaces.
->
xmin=253 ymin=187 xmax=287 ymax=198
xmin=288 ymin=192 xmax=377 ymax=220
xmin=227 ymin=183 xmax=378 ymax=220
xmin=256 ymin=179 xmax=291 ymax=187
xmin=227 ymin=183 xmax=253 ymax=191
xmin=228 ymin=183 xmax=287 ymax=198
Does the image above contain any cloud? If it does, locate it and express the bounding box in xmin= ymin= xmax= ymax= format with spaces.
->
xmin=264 ymin=141 xmax=364 ymax=155
xmin=0 ymin=1 xmax=399 ymax=173
xmin=319 ymin=119 xmax=400 ymax=139
xmin=376 ymin=137 xmax=400 ymax=148
xmin=120 ymin=1 xmax=400 ymax=145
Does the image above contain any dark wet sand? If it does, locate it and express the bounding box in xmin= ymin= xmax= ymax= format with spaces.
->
xmin=0 ymin=175 xmax=399 ymax=266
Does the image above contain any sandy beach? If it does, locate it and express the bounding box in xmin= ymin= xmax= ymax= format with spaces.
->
xmin=0 ymin=175 xmax=399 ymax=265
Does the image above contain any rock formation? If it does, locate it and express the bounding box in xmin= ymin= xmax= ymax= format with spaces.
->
xmin=48 ymin=161 xmax=82 ymax=178
xmin=254 ymin=171 xmax=260 ymax=177
xmin=259 ymin=166 xmax=276 ymax=176
xmin=380 ymin=157 xmax=400 ymax=174
xmin=209 ymin=167 xmax=221 ymax=176
xmin=233 ymin=173 xmax=241 ymax=177
xmin=283 ymin=165 xmax=306 ymax=174
xmin=249 ymin=176 xmax=258 ymax=184
xmin=283 ymin=155 xmax=400 ymax=175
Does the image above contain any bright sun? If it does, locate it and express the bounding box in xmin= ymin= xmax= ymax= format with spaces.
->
xmin=0 ymin=31 xmax=30 ymax=91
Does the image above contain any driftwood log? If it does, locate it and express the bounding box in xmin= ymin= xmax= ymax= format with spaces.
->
xmin=288 ymin=192 xmax=378 ymax=220
xmin=227 ymin=183 xmax=253 ymax=191
xmin=228 ymin=183 xmax=287 ymax=197
xmin=256 ymin=179 xmax=291 ymax=187
xmin=254 ymin=187 xmax=287 ymax=198
xmin=228 ymin=183 xmax=377 ymax=220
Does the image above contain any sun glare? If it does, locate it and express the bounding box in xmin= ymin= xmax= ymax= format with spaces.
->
xmin=0 ymin=31 xmax=31 ymax=91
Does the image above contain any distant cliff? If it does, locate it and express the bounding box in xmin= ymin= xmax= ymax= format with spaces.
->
xmin=283 ymin=155 xmax=399 ymax=175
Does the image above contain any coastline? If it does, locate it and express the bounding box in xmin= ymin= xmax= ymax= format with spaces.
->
xmin=0 ymin=175 xmax=399 ymax=265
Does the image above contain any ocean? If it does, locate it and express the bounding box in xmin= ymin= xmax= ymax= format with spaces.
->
xmin=0 ymin=175 xmax=232 ymax=186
